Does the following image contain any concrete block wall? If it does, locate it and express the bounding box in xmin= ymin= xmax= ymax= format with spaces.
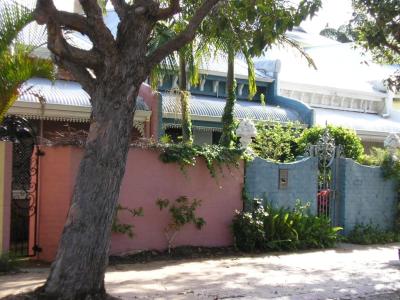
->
xmin=338 ymin=158 xmax=397 ymax=234
xmin=245 ymin=157 xmax=319 ymax=214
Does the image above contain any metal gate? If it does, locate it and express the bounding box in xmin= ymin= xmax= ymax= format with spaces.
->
xmin=307 ymin=128 xmax=342 ymax=226
xmin=0 ymin=116 xmax=41 ymax=257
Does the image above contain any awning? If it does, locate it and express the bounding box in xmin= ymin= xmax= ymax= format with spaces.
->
xmin=162 ymin=93 xmax=303 ymax=125
xmin=8 ymin=78 xmax=151 ymax=122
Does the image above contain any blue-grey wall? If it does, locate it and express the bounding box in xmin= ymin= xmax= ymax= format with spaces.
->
xmin=337 ymin=158 xmax=397 ymax=234
xmin=245 ymin=157 xmax=318 ymax=214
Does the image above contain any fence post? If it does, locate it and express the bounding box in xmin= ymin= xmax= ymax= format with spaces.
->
xmin=0 ymin=142 xmax=12 ymax=255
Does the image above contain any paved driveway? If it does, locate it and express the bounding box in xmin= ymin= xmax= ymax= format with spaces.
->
xmin=1 ymin=243 xmax=400 ymax=299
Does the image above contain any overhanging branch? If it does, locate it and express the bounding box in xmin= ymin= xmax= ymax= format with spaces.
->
xmin=147 ymin=0 xmax=220 ymax=69
xmin=35 ymin=0 xmax=116 ymax=57
xmin=156 ymin=0 xmax=181 ymax=20
xmin=58 ymin=59 xmax=97 ymax=97
xmin=110 ymin=0 xmax=129 ymax=19
xmin=47 ymin=20 xmax=102 ymax=68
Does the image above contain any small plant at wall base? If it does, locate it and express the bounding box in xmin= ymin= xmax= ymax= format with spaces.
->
xmin=156 ymin=196 xmax=206 ymax=253
xmin=347 ymin=223 xmax=400 ymax=245
xmin=232 ymin=199 xmax=342 ymax=252
xmin=0 ymin=253 xmax=20 ymax=274
xmin=112 ymin=205 xmax=144 ymax=238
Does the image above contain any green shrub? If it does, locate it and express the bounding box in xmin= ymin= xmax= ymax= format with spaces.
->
xmin=0 ymin=253 xmax=19 ymax=273
xmin=231 ymin=202 xmax=267 ymax=251
xmin=347 ymin=223 xmax=400 ymax=244
xmin=357 ymin=147 xmax=388 ymax=166
xmin=251 ymin=124 xmax=364 ymax=163
xmin=232 ymin=200 xmax=342 ymax=252
xmin=251 ymin=122 xmax=303 ymax=162
xmin=296 ymin=125 xmax=364 ymax=160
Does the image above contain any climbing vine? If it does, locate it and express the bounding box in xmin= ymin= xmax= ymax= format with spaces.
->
xmin=381 ymin=154 xmax=400 ymax=231
xmin=180 ymin=91 xmax=193 ymax=145
xmin=158 ymin=143 xmax=244 ymax=177
xmin=156 ymin=196 xmax=205 ymax=253
xmin=112 ymin=205 xmax=144 ymax=238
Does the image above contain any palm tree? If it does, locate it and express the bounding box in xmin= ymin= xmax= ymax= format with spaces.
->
xmin=205 ymin=0 xmax=321 ymax=148
xmin=149 ymin=22 xmax=209 ymax=145
xmin=0 ymin=1 xmax=54 ymax=122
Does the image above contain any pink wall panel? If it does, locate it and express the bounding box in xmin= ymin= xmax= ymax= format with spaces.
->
xmin=36 ymin=146 xmax=244 ymax=261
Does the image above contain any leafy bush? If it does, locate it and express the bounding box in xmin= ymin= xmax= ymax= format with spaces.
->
xmin=251 ymin=124 xmax=364 ymax=163
xmin=347 ymin=223 xmax=400 ymax=244
xmin=251 ymin=122 xmax=303 ymax=162
xmin=232 ymin=200 xmax=342 ymax=252
xmin=357 ymin=147 xmax=389 ymax=166
xmin=296 ymin=125 xmax=364 ymax=160
xmin=0 ymin=253 xmax=19 ymax=273
xmin=231 ymin=204 xmax=267 ymax=251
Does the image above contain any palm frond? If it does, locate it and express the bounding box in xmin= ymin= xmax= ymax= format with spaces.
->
xmin=278 ymin=35 xmax=317 ymax=70
xmin=0 ymin=1 xmax=32 ymax=55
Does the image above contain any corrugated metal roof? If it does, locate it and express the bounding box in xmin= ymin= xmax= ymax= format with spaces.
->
xmin=314 ymin=107 xmax=400 ymax=134
xmin=17 ymin=78 xmax=150 ymax=111
xmin=162 ymin=93 xmax=302 ymax=123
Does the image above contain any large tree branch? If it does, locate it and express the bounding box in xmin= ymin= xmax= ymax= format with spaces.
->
xmin=147 ymin=0 xmax=220 ymax=69
xmin=57 ymin=58 xmax=97 ymax=97
xmin=110 ymin=0 xmax=129 ymax=20
xmin=35 ymin=0 xmax=117 ymax=57
xmin=47 ymin=20 xmax=102 ymax=68
xmin=156 ymin=0 xmax=181 ymax=20
xmin=78 ymin=0 xmax=117 ymax=55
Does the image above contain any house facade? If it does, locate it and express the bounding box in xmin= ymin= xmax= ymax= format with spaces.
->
xmin=256 ymin=28 xmax=400 ymax=150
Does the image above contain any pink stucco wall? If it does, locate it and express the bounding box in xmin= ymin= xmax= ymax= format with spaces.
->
xmin=36 ymin=146 xmax=244 ymax=261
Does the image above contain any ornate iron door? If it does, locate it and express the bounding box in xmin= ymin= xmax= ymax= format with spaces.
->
xmin=0 ymin=116 xmax=41 ymax=257
xmin=307 ymin=128 xmax=342 ymax=226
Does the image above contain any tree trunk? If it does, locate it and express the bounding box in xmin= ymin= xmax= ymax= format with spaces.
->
xmin=219 ymin=48 xmax=236 ymax=148
xmin=178 ymin=51 xmax=193 ymax=144
xmin=37 ymin=80 xmax=140 ymax=300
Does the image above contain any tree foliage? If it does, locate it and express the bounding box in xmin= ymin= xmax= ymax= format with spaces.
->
xmin=0 ymin=1 xmax=54 ymax=122
xmin=320 ymin=24 xmax=356 ymax=43
xmin=204 ymin=0 xmax=322 ymax=146
xmin=350 ymin=0 xmax=400 ymax=89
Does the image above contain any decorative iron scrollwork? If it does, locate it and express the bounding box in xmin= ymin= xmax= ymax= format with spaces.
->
xmin=1 ymin=115 xmax=40 ymax=256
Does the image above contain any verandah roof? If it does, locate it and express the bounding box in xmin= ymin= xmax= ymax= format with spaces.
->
xmin=162 ymin=93 xmax=303 ymax=124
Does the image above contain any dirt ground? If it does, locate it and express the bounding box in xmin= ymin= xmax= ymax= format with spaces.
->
xmin=1 ymin=243 xmax=400 ymax=300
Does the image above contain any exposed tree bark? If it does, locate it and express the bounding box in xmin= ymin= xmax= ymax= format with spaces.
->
xmin=219 ymin=48 xmax=236 ymax=148
xmin=39 ymin=82 xmax=140 ymax=299
xmin=32 ymin=0 xmax=220 ymax=298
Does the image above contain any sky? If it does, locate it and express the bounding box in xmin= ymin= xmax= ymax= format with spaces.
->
xmin=300 ymin=0 xmax=354 ymax=34
xmin=49 ymin=0 xmax=354 ymax=35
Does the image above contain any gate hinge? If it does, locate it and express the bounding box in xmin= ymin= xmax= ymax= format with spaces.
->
xmin=32 ymin=244 xmax=42 ymax=253
xmin=36 ymin=149 xmax=45 ymax=156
